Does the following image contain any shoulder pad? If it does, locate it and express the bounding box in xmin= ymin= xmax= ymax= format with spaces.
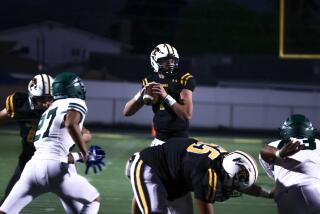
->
xmin=141 ymin=74 xmax=156 ymax=87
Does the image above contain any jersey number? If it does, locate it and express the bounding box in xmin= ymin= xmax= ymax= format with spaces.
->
xmin=34 ymin=107 xmax=57 ymax=142
xmin=187 ymin=142 xmax=227 ymax=160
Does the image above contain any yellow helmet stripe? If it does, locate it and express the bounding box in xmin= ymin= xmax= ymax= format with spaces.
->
xmin=135 ymin=160 xmax=148 ymax=214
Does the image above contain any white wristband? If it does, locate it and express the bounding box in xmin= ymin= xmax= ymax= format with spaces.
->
xmin=133 ymin=88 xmax=144 ymax=101
xmin=275 ymin=150 xmax=281 ymax=159
xmin=164 ymin=94 xmax=177 ymax=107
xmin=71 ymin=152 xmax=82 ymax=162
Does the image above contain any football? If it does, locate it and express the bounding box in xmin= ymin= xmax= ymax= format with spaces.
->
xmin=143 ymin=84 xmax=159 ymax=105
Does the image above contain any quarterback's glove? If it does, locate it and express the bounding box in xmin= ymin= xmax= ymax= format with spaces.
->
xmin=85 ymin=145 xmax=106 ymax=174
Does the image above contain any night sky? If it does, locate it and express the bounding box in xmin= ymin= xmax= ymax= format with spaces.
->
xmin=0 ymin=0 xmax=319 ymax=54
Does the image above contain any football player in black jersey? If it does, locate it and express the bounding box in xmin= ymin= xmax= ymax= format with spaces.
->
xmin=125 ymin=138 xmax=273 ymax=214
xmin=123 ymin=43 xmax=196 ymax=213
xmin=0 ymin=74 xmax=53 ymax=203
xmin=123 ymin=43 xmax=196 ymax=145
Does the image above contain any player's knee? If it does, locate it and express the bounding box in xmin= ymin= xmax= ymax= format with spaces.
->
xmin=0 ymin=211 xmax=6 ymax=214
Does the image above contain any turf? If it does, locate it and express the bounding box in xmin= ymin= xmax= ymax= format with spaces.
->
xmin=0 ymin=130 xmax=277 ymax=213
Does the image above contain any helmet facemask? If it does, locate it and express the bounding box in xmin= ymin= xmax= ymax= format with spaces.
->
xmin=30 ymin=95 xmax=53 ymax=111
xmin=222 ymin=151 xmax=258 ymax=191
xmin=157 ymin=56 xmax=179 ymax=77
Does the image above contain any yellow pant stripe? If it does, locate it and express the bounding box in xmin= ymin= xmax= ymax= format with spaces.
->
xmin=135 ymin=160 xmax=148 ymax=214
xmin=206 ymin=168 xmax=213 ymax=200
xmin=207 ymin=168 xmax=217 ymax=202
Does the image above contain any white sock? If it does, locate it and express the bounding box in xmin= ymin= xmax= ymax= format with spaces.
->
xmin=80 ymin=201 xmax=100 ymax=214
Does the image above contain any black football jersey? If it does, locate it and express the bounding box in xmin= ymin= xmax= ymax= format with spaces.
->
xmin=141 ymin=72 xmax=196 ymax=140
xmin=139 ymin=138 xmax=229 ymax=202
xmin=5 ymin=92 xmax=43 ymax=167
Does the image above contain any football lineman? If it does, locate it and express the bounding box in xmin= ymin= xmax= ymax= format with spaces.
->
xmin=0 ymin=72 xmax=100 ymax=214
xmin=0 ymin=74 xmax=53 ymax=203
xmin=126 ymin=137 xmax=272 ymax=214
xmin=123 ymin=43 xmax=196 ymax=213
xmin=260 ymin=114 xmax=320 ymax=214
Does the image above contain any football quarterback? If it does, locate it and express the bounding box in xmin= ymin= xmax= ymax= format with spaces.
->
xmin=0 ymin=72 xmax=100 ymax=214
xmin=260 ymin=114 xmax=320 ymax=214
xmin=126 ymin=138 xmax=271 ymax=214
xmin=123 ymin=43 xmax=196 ymax=144
xmin=0 ymin=74 xmax=53 ymax=203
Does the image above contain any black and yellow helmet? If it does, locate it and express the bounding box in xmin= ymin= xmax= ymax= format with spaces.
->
xmin=280 ymin=114 xmax=315 ymax=140
xmin=52 ymin=72 xmax=86 ymax=100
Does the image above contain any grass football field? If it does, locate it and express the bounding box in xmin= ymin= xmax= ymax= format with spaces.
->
xmin=0 ymin=130 xmax=277 ymax=214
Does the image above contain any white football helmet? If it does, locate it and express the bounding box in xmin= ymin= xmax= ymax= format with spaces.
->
xmin=150 ymin=43 xmax=179 ymax=76
xmin=222 ymin=150 xmax=258 ymax=190
xmin=28 ymin=74 xmax=53 ymax=109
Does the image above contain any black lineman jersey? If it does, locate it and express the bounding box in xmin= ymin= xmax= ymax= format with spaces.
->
xmin=139 ymin=138 xmax=229 ymax=202
xmin=141 ymin=72 xmax=196 ymax=140
xmin=5 ymin=92 xmax=43 ymax=168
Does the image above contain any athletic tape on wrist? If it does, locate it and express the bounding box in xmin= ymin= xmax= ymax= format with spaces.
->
xmin=164 ymin=94 xmax=176 ymax=107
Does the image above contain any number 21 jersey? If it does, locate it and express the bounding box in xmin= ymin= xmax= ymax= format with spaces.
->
xmin=33 ymin=98 xmax=87 ymax=162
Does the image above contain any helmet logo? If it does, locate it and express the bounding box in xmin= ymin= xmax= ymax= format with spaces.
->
xmin=232 ymin=157 xmax=242 ymax=163
xmin=151 ymin=47 xmax=162 ymax=61
xmin=233 ymin=158 xmax=250 ymax=177
xmin=30 ymin=78 xmax=37 ymax=90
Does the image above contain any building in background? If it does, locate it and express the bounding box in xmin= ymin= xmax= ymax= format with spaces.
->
xmin=0 ymin=21 xmax=131 ymax=69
